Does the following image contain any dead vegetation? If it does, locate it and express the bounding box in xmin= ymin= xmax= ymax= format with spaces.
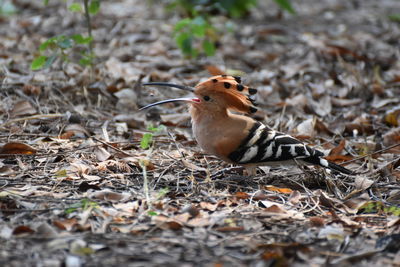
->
xmin=1 ymin=0 xmax=400 ymax=266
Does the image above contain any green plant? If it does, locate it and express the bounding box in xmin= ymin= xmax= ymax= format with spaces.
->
xmin=31 ymin=34 xmax=93 ymax=70
xmin=174 ymin=16 xmax=216 ymax=58
xmin=140 ymin=124 xmax=166 ymax=150
xmin=65 ymin=198 xmax=99 ymax=214
xmin=388 ymin=14 xmax=400 ymax=22
xmin=31 ymin=0 xmax=100 ymax=70
xmin=168 ymin=0 xmax=295 ymax=58
xmin=358 ymin=201 xmax=400 ymax=216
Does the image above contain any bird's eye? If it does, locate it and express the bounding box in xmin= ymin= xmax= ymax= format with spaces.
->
xmin=203 ymin=95 xmax=210 ymax=101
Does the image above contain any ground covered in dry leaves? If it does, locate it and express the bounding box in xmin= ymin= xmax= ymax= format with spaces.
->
xmin=1 ymin=0 xmax=400 ymax=266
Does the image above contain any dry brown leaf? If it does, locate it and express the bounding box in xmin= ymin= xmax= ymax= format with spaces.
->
xmin=329 ymin=140 xmax=346 ymax=156
xmin=296 ymin=118 xmax=315 ymax=137
xmin=63 ymin=124 xmax=90 ymax=138
xmin=252 ymin=191 xmax=269 ymax=201
xmin=354 ymin=176 xmax=374 ymax=190
xmin=181 ymin=205 xmax=200 ymax=217
xmin=68 ymin=162 xmax=92 ymax=175
xmin=343 ymin=197 xmax=368 ymax=212
xmin=309 ymin=217 xmax=325 ymax=227
xmin=91 ymin=190 xmax=130 ymax=202
xmin=331 ymin=97 xmax=363 ymax=107
xmin=308 ymin=95 xmax=331 ymax=117
xmin=264 ymin=204 xmax=286 ymax=213
xmin=199 ymin=202 xmax=218 ymax=211
xmin=0 ymin=142 xmax=36 ymax=155
xmin=129 ymin=224 xmax=151 ymax=235
xmin=314 ymin=119 xmax=334 ymax=136
xmin=324 ymin=155 xmax=353 ymax=163
xmin=187 ymin=216 xmax=210 ymax=227
xmin=387 ymin=217 xmax=400 ymax=228
xmin=288 ymin=190 xmax=302 ymax=204
xmin=94 ymin=147 xmax=111 ymax=162
xmin=152 ymin=215 xmax=184 ymax=230
xmin=234 ymin=191 xmax=250 ymax=199
xmin=265 ymin=185 xmax=293 ymax=194
xmin=53 ymin=218 xmax=78 ymax=231
xmin=182 ymin=159 xmax=207 ymax=172
xmin=10 ymin=100 xmax=36 ymax=117
xmin=173 ymin=213 xmax=191 ymax=224
xmin=164 ymin=221 xmax=183 ymax=230
xmin=36 ymin=222 xmax=58 ymax=238
xmin=214 ymin=226 xmax=244 ymax=232
xmin=0 ymin=166 xmax=14 ymax=176
xmin=261 ymin=248 xmax=285 ymax=263
xmin=12 ymin=225 xmax=35 ymax=235
xmin=23 ymin=84 xmax=41 ymax=96
xmin=383 ymin=127 xmax=400 ymax=147
xmin=59 ymin=131 xmax=75 ymax=139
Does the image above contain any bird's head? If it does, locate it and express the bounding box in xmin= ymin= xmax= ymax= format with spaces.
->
xmin=140 ymin=75 xmax=258 ymax=115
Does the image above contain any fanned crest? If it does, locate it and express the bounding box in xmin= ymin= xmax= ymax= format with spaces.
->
xmin=194 ymin=75 xmax=258 ymax=114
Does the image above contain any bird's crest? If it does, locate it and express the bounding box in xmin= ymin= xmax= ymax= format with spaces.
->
xmin=195 ymin=75 xmax=258 ymax=114
xmin=141 ymin=75 xmax=258 ymax=114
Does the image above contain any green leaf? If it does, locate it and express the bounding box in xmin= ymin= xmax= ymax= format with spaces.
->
xmin=39 ymin=36 xmax=57 ymax=51
xmin=191 ymin=16 xmax=206 ymax=37
xmin=174 ymin=18 xmax=191 ymax=32
xmin=43 ymin=0 xmax=49 ymax=5
xmin=388 ymin=14 xmax=400 ymax=22
xmin=140 ymin=133 xmax=153 ymax=149
xmin=147 ymin=210 xmax=158 ymax=216
xmin=202 ymin=39 xmax=215 ymax=56
xmin=175 ymin=32 xmax=193 ymax=56
xmin=44 ymin=54 xmax=57 ymax=69
xmin=72 ymin=34 xmax=93 ymax=44
xmin=273 ymin=0 xmax=295 ymax=14
xmin=157 ymin=187 xmax=169 ymax=199
xmin=65 ymin=207 xmax=77 ymax=214
xmin=79 ymin=51 xmax=95 ymax=66
xmin=31 ymin=55 xmax=47 ymax=70
xmin=79 ymin=56 xmax=92 ymax=66
xmin=88 ymin=0 xmax=100 ymax=15
xmin=68 ymin=2 xmax=82 ymax=12
xmin=57 ymin=37 xmax=73 ymax=49
xmin=55 ymin=169 xmax=67 ymax=178
xmin=147 ymin=124 xmax=166 ymax=133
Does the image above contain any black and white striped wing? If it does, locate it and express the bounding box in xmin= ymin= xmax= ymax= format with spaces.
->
xmin=228 ymin=122 xmax=354 ymax=175
xmin=228 ymin=122 xmax=321 ymax=164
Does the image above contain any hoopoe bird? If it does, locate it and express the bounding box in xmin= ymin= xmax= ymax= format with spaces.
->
xmin=140 ymin=75 xmax=354 ymax=175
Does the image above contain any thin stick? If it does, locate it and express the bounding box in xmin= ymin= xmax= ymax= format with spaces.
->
xmin=92 ymin=137 xmax=132 ymax=157
xmin=342 ymin=142 xmax=400 ymax=164
xmin=0 ymin=114 xmax=64 ymax=127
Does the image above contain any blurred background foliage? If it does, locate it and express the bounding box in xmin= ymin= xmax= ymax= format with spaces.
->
xmin=167 ymin=0 xmax=295 ymax=57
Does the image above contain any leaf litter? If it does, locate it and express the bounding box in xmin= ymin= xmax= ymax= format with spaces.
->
xmin=1 ymin=0 xmax=400 ymax=266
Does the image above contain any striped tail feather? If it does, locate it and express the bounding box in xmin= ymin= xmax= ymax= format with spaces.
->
xmin=304 ymin=156 xmax=355 ymax=175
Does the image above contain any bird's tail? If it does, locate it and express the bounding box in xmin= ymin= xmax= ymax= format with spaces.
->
xmin=304 ymin=156 xmax=355 ymax=175
xmin=326 ymin=161 xmax=355 ymax=175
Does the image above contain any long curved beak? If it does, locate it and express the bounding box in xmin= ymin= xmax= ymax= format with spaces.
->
xmin=142 ymin=82 xmax=195 ymax=92
xmin=139 ymin=97 xmax=200 ymax=110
